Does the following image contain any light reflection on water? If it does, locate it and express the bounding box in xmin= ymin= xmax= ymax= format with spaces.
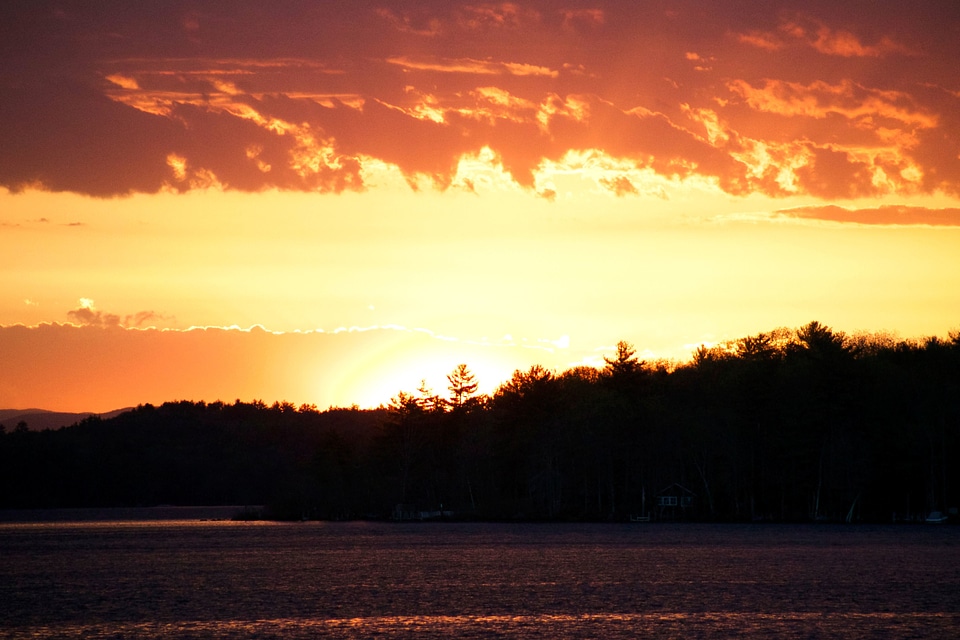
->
xmin=12 ymin=613 xmax=960 ymax=639
xmin=2 ymin=521 xmax=958 ymax=638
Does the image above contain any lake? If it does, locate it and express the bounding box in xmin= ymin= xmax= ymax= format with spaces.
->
xmin=1 ymin=517 xmax=958 ymax=638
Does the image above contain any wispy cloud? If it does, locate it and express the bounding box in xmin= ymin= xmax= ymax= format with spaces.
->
xmin=726 ymin=78 xmax=936 ymax=128
xmin=735 ymin=13 xmax=916 ymax=58
xmin=781 ymin=14 xmax=915 ymax=57
xmin=66 ymin=299 xmax=121 ymax=328
xmin=458 ymin=3 xmax=540 ymax=30
xmin=386 ymin=56 xmax=558 ymax=77
xmin=559 ymin=8 xmax=605 ymax=33
xmin=66 ymin=300 xmax=173 ymax=328
xmin=124 ymin=310 xmax=173 ymax=328
xmin=375 ymin=7 xmax=444 ymax=36
xmin=776 ymin=204 xmax=960 ymax=226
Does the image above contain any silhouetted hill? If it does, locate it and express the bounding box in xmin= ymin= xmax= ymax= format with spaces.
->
xmin=0 ymin=408 xmax=133 ymax=432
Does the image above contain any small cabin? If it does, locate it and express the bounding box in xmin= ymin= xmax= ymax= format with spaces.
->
xmin=392 ymin=503 xmax=454 ymax=521
xmin=656 ymin=483 xmax=696 ymax=519
xmin=392 ymin=503 xmax=419 ymax=521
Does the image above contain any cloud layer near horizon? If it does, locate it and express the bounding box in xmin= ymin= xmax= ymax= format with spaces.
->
xmin=2 ymin=1 xmax=959 ymax=206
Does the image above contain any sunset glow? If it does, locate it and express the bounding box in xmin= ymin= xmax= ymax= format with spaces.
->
xmin=2 ymin=1 xmax=959 ymax=412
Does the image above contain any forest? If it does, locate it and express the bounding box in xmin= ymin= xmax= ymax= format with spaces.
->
xmin=1 ymin=321 xmax=958 ymax=524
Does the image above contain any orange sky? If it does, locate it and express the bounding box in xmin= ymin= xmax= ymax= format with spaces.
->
xmin=2 ymin=1 xmax=959 ymax=412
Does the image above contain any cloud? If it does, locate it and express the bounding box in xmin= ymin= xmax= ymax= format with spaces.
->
xmin=600 ymin=175 xmax=638 ymax=197
xmin=386 ymin=56 xmax=558 ymax=78
xmin=716 ymin=78 xmax=945 ymax=197
xmin=735 ymin=13 xmax=916 ymax=58
xmin=105 ymin=74 xmax=139 ymax=90
xmin=684 ymin=51 xmax=715 ymax=73
xmin=67 ymin=307 xmax=120 ymax=328
xmin=65 ymin=300 xmax=172 ymax=328
xmin=780 ymin=15 xmax=915 ymax=58
xmin=375 ymin=7 xmax=444 ymax=37
xmin=735 ymin=32 xmax=783 ymax=52
xmin=559 ymin=8 xmax=604 ymax=33
xmin=124 ymin=311 xmax=172 ymax=328
xmin=503 ymin=62 xmax=560 ymax=78
xmin=0 ymin=2 xmax=958 ymax=199
xmin=66 ymin=300 xmax=121 ymax=328
xmin=726 ymin=79 xmax=936 ymax=129
xmin=457 ymin=3 xmax=539 ymax=30
xmin=775 ymin=204 xmax=960 ymax=226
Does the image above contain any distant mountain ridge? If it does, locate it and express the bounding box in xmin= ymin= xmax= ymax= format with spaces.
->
xmin=0 ymin=408 xmax=132 ymax=431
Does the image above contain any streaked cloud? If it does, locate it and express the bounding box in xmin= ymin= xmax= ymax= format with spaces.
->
xmin=776 ymin=204 xmax=960 ymax=226
xmin=726 ymin=79 xmax=936 ymax=129
xmin=736 ymin=14 xmax=915 ymax=58
xmin=782 ymin=14 xmax=915 ymax=58
xmin=386 ymin=56 xmax=558 ymax=78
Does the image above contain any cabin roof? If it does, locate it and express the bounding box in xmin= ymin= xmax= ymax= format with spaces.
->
xmin=657 ymin=482 xmax=696 ymax=496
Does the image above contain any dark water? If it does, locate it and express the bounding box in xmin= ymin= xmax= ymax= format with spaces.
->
xmin=1 ymin=519 xmax=958 ymax=638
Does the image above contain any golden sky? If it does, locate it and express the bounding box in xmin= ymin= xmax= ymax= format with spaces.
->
xmin=2 ymin=1 xmax=959 ymax=412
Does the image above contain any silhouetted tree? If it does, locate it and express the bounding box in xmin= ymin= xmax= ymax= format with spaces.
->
xmin=447 ymin=364 xmax=479 ymax=409
xmin=416 ymin=379 xmax=445 ymax=413
xmin=792 ymin=321 xmax=849 ymax=360
xmin=603 ymin=341 xmax=642 ymax=379
xmin=380 ymin=391 xmax=428 ymax=504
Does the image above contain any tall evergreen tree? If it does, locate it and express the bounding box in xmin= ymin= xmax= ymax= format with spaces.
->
xmin=447 ymin=364 xmax=479 ymax=409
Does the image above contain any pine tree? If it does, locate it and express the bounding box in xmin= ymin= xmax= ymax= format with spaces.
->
xmin=447 ymin=364 xmax=479 ymax=408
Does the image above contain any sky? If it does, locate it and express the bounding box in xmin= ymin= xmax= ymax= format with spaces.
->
xmin=2 ymin=1 xmax=959 ymax=413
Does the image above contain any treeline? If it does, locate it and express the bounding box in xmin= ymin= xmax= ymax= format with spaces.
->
xmin=1 ymin=321 xmax=958 ymax=523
